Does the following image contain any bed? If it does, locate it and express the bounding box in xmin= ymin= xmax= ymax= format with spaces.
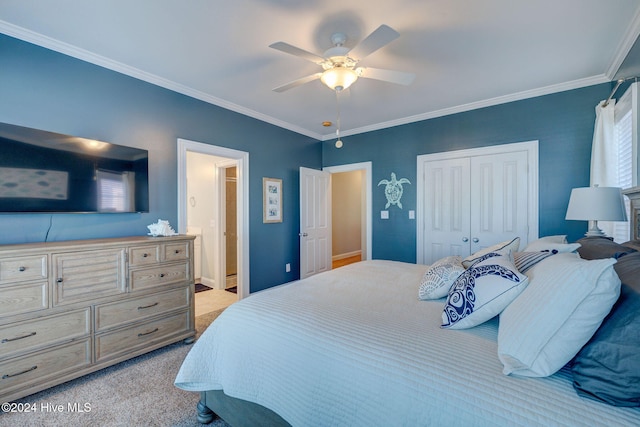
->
xmin=175 ymin=237 xmax=640 ymax=426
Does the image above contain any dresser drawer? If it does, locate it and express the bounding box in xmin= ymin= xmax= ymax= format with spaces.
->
xmin=95 ymin=286 xmax=190 ymax=332
xmin=164 ymin=242 xmax=190 ymax=262
xmin=0 ymin=255 xmax=47 ymax=284
xmin=0 ymin=339 xmax=91 ymax=396
xmin=130 ymin=262 xmax=189 ymax=291
xmin=0 ymin=308 xmax=90 ymax=358
xmin=0 ymin=281 xmax=48 ymax=319
xmin=129 ymin=245 xmax=160 ymax=266
xmin=53 ymin=248 xmax=126 ymax=305
xmin=95 ymin=311 xmax=189 ymax=362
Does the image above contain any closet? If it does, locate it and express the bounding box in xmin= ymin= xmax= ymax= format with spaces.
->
xmin=417 ymin=141 xmax=538 ymax=265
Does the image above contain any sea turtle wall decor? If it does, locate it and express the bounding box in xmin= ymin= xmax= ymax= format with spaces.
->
xmin=378 ymin=172 xmax=410 ymax=209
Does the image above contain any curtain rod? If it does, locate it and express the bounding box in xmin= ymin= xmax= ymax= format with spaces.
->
xmin=603 ymin=78 xmax=626 ymax=107
xmin=603 ymin=76 xmax=640 ymax=107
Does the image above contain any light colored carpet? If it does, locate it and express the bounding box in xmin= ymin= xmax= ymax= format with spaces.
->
xmin=0 ymin=309 xmax=229 ymax=427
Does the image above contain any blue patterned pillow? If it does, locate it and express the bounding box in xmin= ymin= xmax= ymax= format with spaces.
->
xmin=462 ymin=237 xmax=520 ymax=268
xmin=442 ymin=250 xmax=529 ymax=330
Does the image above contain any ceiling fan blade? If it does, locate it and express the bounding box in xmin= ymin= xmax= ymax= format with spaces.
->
xmin=359 ymin=67 xmax=415 ymax=86
xmin=269 ymin=42 xmax=326 ymax=64
xmin=273 ymin=72 xmax=323 ymax=92
xmin=347 ymin=25 xmax=400 ymax=61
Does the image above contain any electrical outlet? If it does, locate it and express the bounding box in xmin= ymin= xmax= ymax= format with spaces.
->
xmin=285 ymin=263 xmax=291 ymax=273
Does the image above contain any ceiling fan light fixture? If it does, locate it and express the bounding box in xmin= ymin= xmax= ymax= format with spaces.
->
xmin=320 ymin=67 xmax=358 ymax=92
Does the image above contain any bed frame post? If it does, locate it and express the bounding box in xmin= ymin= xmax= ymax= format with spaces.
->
xmin=197 ymin=392 xmax=215 ymax=424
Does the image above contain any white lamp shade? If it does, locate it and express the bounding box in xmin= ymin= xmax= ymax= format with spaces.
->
xmin=565 ymin=186 xmax=628 ymax=221
xmin=320 ymin=67 xmax=358 ymax=91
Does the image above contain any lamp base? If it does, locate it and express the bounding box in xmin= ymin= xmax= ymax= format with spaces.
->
xmin=584 ymin=229 xmax=607 ymax=237
xmin=584 ymin=221 xmax=607 ymax=237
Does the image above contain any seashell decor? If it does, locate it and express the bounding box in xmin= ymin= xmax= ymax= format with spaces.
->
xmin=147 ymin=219 xmax=177 ymax=237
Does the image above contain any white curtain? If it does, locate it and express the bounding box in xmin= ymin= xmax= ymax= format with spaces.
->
xmin=590 ymin=99 xmax=617 ymax=237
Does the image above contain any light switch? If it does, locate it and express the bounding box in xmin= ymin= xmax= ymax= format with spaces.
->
xmin=381 ymin=210 xmax=389 ymax=219
xmin=409 ymin=210 xmax=415 ymax=219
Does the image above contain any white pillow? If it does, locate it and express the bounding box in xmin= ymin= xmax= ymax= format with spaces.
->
xmin=522 ymin=237 xmax=579 ymax=253
xmin=498 ymin=252 xmax=620 ymax=377
xmin=441 ymin=250 xmax=528 ymax=330
xmin=418 ymin=256 xmax=464 ymax=300
xmin=462 ymin=237 xmax=520 ymax=268
xmin=535 ymin=235 xmax=567 ymax=244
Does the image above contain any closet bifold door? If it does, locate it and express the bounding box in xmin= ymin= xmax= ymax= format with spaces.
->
xmin=418 ymin=141 xmax=537 ymax=265
xmin=423 ymin=157 xmax=471 ymax=264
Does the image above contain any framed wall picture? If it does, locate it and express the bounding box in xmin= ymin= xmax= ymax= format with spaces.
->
xmin=263 ymin=177 xmax=282 ymax=223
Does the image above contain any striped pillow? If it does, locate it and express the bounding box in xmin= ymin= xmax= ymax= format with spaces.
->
xmin=513 ymin=251 xmax=555 ymax=273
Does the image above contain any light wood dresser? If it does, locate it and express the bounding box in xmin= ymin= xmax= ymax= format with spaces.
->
xmin=0 ymin=235 xmax=195 ymax=403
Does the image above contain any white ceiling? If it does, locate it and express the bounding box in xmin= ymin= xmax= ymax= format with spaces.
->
xmin=1 ymin=0 xmax=640 ymax=140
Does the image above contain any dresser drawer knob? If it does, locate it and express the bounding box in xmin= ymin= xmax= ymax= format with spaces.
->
xmin=138 ymin=328 xmax=159 ymax=337
xmin=175 ymin=250 xmax=180 ymax=254
xmin=19 ymin=266 xmax=26 ymax=272
xmin=57 ymin=278 xmax=63 ymax=283
xmin=159 ymin=273 xmax=165 ymax=278
xmin=138 ymin=302 xmax=159 ymax=310
xmin=2 ymin=331 xmax=37 ymax=343
xmin=2 ymin=365 xmax=38 ymax=379
xmin=143 ymin=253 xmax=149 ymax=257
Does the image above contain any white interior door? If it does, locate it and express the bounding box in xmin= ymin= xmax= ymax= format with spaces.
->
xmin=470 ymin=151 xmax=529 ymax=254
xmin=300 ymin=167 xmax=331 ymax=279
xmin=423 ymin=157 xmax=472 ymax=263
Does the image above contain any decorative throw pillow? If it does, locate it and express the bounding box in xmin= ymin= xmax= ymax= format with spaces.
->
xmin=571 ymin=283 xmax=640 ymax=407
xmin=576 ymin=236 xmax=636 ymax=260
xmin=522 ymin=238 xmax=580 ymax=253
xmin=513 ymin=251 xmax=555 ymax=273
xmin=418 ymin=256 xmax=465 ymax=300
xmin=498 ymin=253 xmax=620 ymax=377
xmin=441 ymin=250 xmax=528 ymax=330
xmin=534 ymin=235 xmax=567 ymax=244
xmin=462 ymin=237 xmax=520 ymax=268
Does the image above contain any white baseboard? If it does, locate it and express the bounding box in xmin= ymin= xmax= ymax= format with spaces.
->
xmin=332 ymin=250 xmax=362 ymax=262
xmin=198 ymin=276 xmax=218 ymax=289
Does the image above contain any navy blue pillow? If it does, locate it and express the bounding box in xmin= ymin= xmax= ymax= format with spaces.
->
xmin=571 ymin=277 xmax=640 ymax=406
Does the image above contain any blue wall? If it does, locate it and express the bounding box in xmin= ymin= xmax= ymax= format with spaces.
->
xmin=0 ymin=34 xmax=320 ymax=292
xmin=323 ymin=83 xmax=614 ymax=261
xmin=0 ymin=33 xmax=616 ymax=291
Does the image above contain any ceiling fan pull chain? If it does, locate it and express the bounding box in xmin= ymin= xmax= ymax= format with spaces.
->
xmin=335 ymin=91 xmax=343 ymax=148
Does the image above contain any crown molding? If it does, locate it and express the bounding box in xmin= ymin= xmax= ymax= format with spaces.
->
xmin=606 ymin=7 xmax=640 ymax=79
xmin=321 ymin=74 xmax=609 ymax=140
xmin=0 ymin=21 xmax=323 ymax=140
xmin=0 ymin=20 xmax=619 ymax=142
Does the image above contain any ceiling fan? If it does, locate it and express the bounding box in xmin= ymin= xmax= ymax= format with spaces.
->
xmin=269 ymin=24 xmax=415 ymax=93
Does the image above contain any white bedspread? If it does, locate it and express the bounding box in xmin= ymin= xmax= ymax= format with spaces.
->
xmin=175 ymin=260 xmax=640 ymax=427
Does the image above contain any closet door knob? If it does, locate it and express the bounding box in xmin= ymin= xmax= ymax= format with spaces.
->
xmin=462 ymin=237 xmax=469 ymax=242
xmin=472 ymin=238 xmax=479 ymax=243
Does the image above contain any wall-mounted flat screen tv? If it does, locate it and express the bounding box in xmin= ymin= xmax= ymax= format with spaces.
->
xmin=0 ymin=122 xmax=149 ymax=213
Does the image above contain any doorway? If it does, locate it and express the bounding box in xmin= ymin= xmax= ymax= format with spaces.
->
xmin=177 ymin=139 xmax=249 ymax=301
xmin=224 ymin=166 xmax=238 ymax=290
xmin=324 ymin=162 xmax=372 ymax=265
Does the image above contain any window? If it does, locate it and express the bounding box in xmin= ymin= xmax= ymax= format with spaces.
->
xmin=96 ymin=169 xmax=134 ymax=212
xmin=612 ymin=82 xmax=638 ymax=242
